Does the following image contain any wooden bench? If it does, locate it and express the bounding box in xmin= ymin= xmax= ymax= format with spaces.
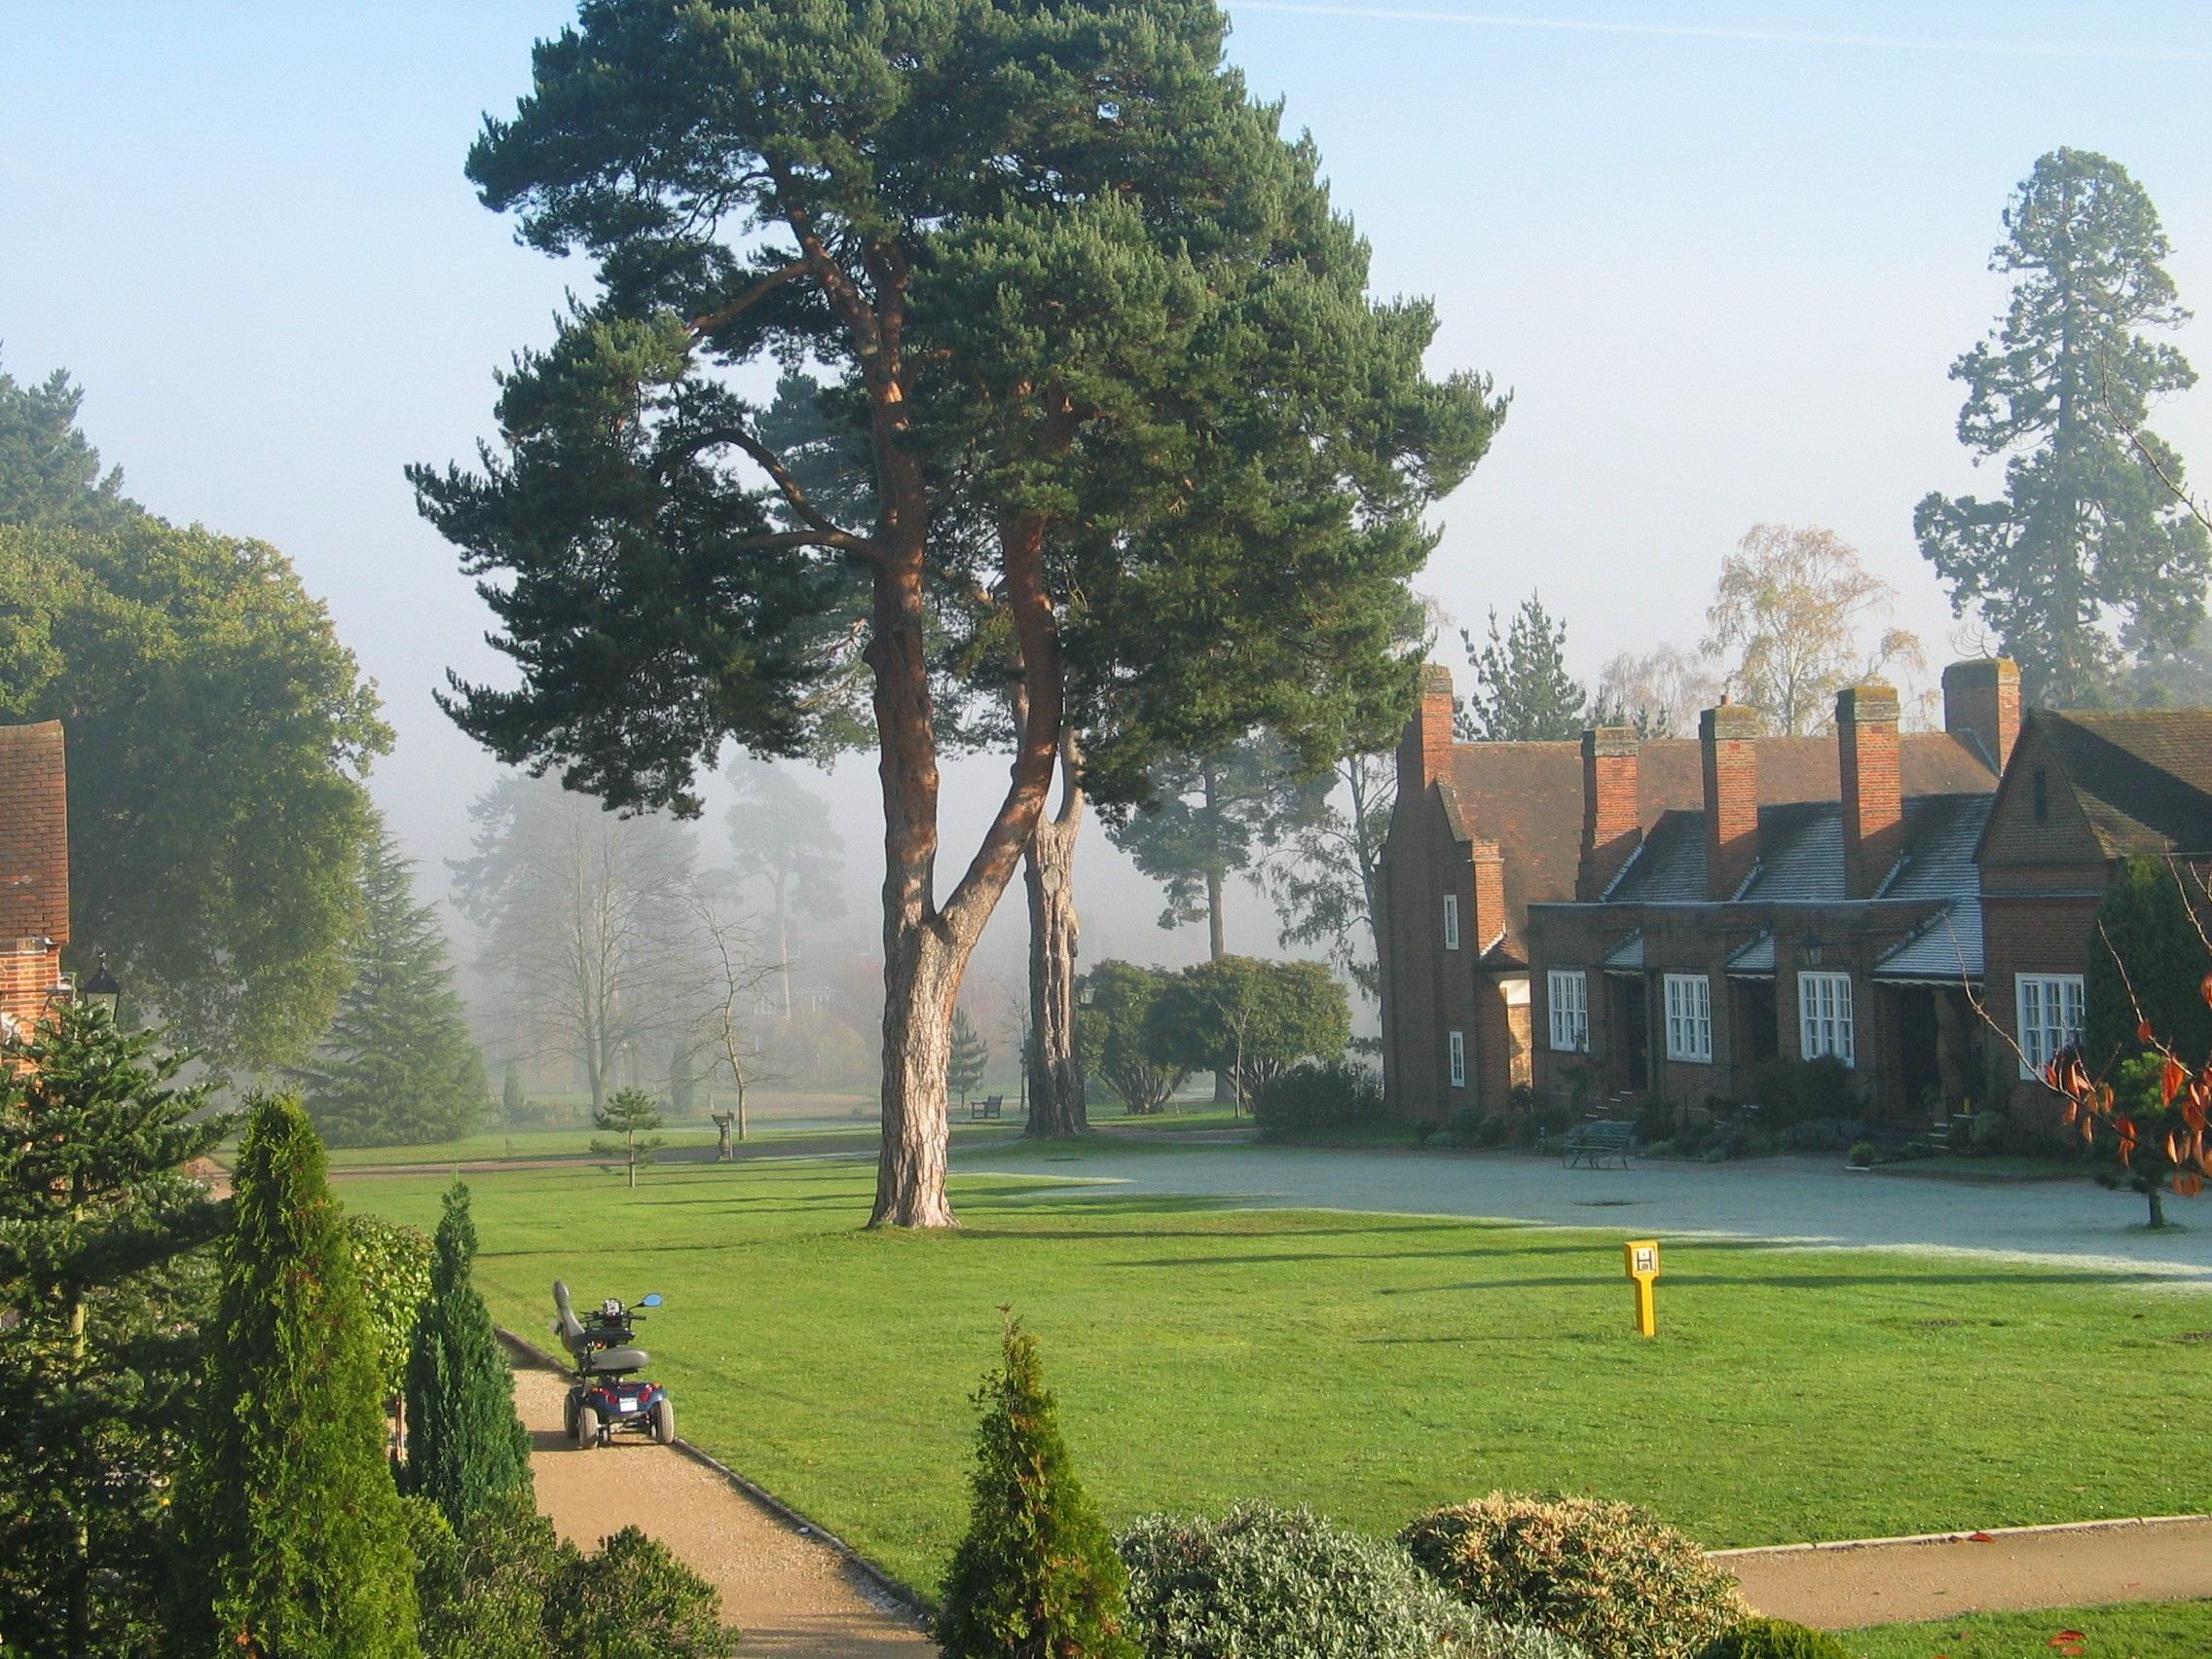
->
xmin=1561 ymin=1120 xmax=1635 ymax=1169
xmin=969 ymin=1094 xmax=1004 ymax=1122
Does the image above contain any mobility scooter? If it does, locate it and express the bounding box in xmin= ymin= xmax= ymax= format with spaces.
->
xmin=551 ymin=1279 xmax=674 ymax=1450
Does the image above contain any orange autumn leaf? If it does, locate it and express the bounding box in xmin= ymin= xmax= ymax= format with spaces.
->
xmin=2200 ymin=970 xmax=2212 ymax=1008
xmin=2163 ymin=1056 xmax=2188 ymax=1104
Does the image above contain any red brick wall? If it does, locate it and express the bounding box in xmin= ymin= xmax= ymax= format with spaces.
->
xmin=1701 ymin=706 xmax=1760 ymax=900
xmin=1838 ymin=683 xmax=1902 ymax=900
xmin=0 ymin=722 xmax=69 ymax=945
xmin=1941 ymin=658 xmax=2022 ymax=773
xmin=1578 ymin=729 xmax=1641 ymax=900
xmin=0 ymin=941 xmax=63 ymax=1037
xmin=1380 ymin=787 xmax=1480 ymax=1120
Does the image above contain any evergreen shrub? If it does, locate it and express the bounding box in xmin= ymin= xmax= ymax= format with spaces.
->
xmin=545 ymin=1526 xmax=736 ymax=1658
xmin=1698 ymin=1617 xmax=1854 ymax=1659
xmin=1254 ymin=1060 xmax=1383 ymax=1136
xmin=405 ymin=1181 xmax=534 ymax=1529
xmin=1401 ymin=1493 xmax=1747 ymax=1659
xmin=348 ymin=1211 xmax=434 ymax=1401
xmin=1117 ymin=1503 xmax=1580 ymax=1659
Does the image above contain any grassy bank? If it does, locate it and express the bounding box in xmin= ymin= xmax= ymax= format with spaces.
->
xmin=336 ymin=1156 xmax=2212 ymax=1596
xmin=1850 ymin=1599 xmax=2212 ymax=1658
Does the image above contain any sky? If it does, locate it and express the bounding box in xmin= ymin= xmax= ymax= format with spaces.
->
xmin=4 ymin=1 xmax=2209 ymax=1010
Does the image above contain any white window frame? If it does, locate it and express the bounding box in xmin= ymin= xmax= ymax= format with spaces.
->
xmin=1547 ymin=969 xmax=1588 ymax=1053
xmin=1797 ymin=971 xmax=1855 ymax=1067
xmin=1442 ymin=893 xmax=1460 ymax=951
xmin=1662 ymin=973 xmax=1713 ymax=1063
xmin=2016 ymin=974 xmax=2084 ymax=1079
xmin=1448 ymin=1029 xmax=1467 ymax=1088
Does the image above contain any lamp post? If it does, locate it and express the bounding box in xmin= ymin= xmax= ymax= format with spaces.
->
xmin=81 ymin=955 xmax=121 ymax=1022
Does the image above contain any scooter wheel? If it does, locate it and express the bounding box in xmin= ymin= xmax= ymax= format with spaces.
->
xmin=576 ymin=1405 xmax=601 ymax=1449
xmin=651 ymin=1398 xmax=676 ymax=1446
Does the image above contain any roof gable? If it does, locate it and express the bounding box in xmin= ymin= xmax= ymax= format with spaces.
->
xmin=2028 ymin=710 xmax=2212 ymax=859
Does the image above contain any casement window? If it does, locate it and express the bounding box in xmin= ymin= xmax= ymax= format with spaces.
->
xmin=1798 ymin=972 xmax=1855 ymax=1067
xmin=1442 ymin=893 xmax=1460 ymax=951
xmin=2016 ymin=975 xmax=2084 ymax=1079
xmin=1448 ymin=1029 xmax=1467 ymax=1088
xmin=1662 ymin=974 xmax=1712 ymax=1063
xmin=1547 ymin=969 xmax=1589 ymax=1053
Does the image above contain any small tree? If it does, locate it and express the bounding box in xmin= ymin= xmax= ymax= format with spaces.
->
xmin=546 ymin=1526 xmax=737 ymax=1658
xmin=1145 ymin=958 xmax=1352 ymax=1113
xmin=591 ymin=1088 xmax=665 ymax=1189
xmin=0 ymin=1004 xmax=231 ymax=1656
xmin=173 ymin=1093 xmax=419 ymax=1657
xmin=1074 ymin=963 xmax=1189 ymax=1116
xmin=938 ymin=1316 xmax=1138 ymax=1659
xmin=500 ymin=1060 xmax=527 ymax=1124
xmin=950 ymin=1010 xmax=991 ymax=1108
xmin=406 ymin=1181 xmax=535 ymax=1530
xmin=1457 ymin=593 xmax=1587 ymax=742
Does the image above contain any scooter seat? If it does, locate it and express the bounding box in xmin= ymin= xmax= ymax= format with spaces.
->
xmin=584 ymin=1346 xmax=648 ymax=1375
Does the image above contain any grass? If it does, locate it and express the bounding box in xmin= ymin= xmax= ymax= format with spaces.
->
xmin=335 ymin=1155 xmax=2212 ymax=1599
xmin=1849 ymin=1599 xmax=2212 ymax=1658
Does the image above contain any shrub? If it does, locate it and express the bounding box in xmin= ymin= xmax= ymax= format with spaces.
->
xmin=939 ymin=1318 xmax=1137 ymax=1658
xmin=1414 ymin=1121 xmax=1442 ymax=1146
xmin=1846 ymin=1141 xmax=1876 ymax=1167
xmin=1117 ymin=1503 xmax=1564 ymax=1659
xmin=347 ymin=1211 xmax=434 ymax=1402
xmin=408 ymin=1489 xmax=567 ymax=1659
xmin=1447 ymin=1106 xmax=1486 ymax=1147
xmin=1698 ymin=1617 xmax=1855 ymax=1659
xmin=1969 ymin=1108 xmax=2010 ymax=1152
xmin=546 ymin=1526 xmax=736 ymax=1658
xmin=1255 ymin=1060 xmax=1384 ymax=1136
xmin=1400 ymin=1493 xmax=1747 ymax=1659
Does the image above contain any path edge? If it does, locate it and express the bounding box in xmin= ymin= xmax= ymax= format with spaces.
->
xmin=1711 ymin=1512 xmax=2212 ymax=1559
xmin=498 ymin=1326 xmax=935 ymax=1629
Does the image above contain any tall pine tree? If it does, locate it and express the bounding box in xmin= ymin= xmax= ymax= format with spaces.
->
xmin=173 ymin=1094 xmax=419 ymax=1658
xmin=405 ymin=1181 xmax=534 ymax=1532
xmin=1916 ymin=148 xmax=2208 ymax=705
xmin=0 ymin=1004 xmax=230 ymax=1657
xmin=1459 ymin=593 xmax=1588 ymax=742
xmin=296 ymin=824 xmax=487 ymax=1147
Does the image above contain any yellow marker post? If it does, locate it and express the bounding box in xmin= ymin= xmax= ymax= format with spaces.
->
xmin=1623 ymin=1239 xmax=1661 ymax=1337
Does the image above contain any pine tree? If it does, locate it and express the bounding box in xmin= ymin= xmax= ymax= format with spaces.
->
xmin=501 ymin=1060 xmax=527 ymax=1124
xmin=1917 ymin=148 xmax=2209 ymax=705
xmin=591 ymin=1088 xmax=664 ymax=1190
xmin=405 ymin=1181 xmax=534 ymax=1532
xmin=297 ymin=825 xmax=488 ymax=1147
xmin=0 ymin=1004 xmax=230 ymax=1656
xmin=1458 ymin=594 xmax=1588 ymax=742
xmin=938 ymin=1317 xmax=1137 ymax=1659
xmin=949 ymin=1010 xmax=990 ymax=1108
xmin=173 ymin=1094 xmax=419 ymax=1658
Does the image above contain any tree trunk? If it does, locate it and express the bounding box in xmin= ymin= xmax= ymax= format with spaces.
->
xmin=1207 ymin=863 xmax=1234 ymax=1102
xmin=874 ymin=923 xmax=960 ymax=1227
xmin=1024 ymin=739 xmax=1087 ymax=1139
xmin=2148 ymin=1180 xmax=2167 ymax=1230
xmin=773 ymin=875 xmax=793 ymax=1021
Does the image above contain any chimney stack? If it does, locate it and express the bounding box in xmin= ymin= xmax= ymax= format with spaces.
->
xmin=1396 ymin=664 xmax=1458 ymax=800
xmin=1701 ymin=703 xmax=1760 ymax=900
xmin=1838 ymin=681 xmax=1903 ymax=900
xmin=1577 ymin=726 xmax=1642 ymax=900
xmin=1941 ymin=657 xmax=2021 ymax=773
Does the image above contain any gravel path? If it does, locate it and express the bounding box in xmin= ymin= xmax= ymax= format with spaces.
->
xmin=1720 ymin=1518 xmax=2212 ymax=1628
xmin=515 ymin=1366 xmax=932 ymax=1658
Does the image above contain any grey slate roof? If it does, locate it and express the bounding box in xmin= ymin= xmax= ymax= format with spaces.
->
xmin=1606 ymin=793 xmax=1992 ymax=909
xmin=1874 ymin=901 xmax=1984 ymax=983
xmin=1726 ymin=931 xmax=1777 ymax=976
xmin=1600 ymin=930 xmax=1644 ymax=971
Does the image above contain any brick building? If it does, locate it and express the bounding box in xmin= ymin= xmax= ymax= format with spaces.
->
xmin=1378 ymin=660 xmax=2010 ymax=1122
xmin=1975 ymin=708 xmax=2212 ymax=1123
xmin=0 ymin=721 xmax=70 ymax=1040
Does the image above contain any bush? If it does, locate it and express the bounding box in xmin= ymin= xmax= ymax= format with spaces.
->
xmin=1255 ymin=1060 xmax=1384 ymax=1136
xmin=408 ymin=1489 xmax=567 ymax=1659
xmin=1117 ymin=1503 xmax=1575 ymax=1659
xmin=1414 ymin=1121 xmax=1442 ymax=1146
xmin=1969 ymin=1108 xmax=2010 ymax=1152
xmin=1846 ymin=1141 xmax=1876 ymax=1167
xmin=546 ymin=1526 xmax=736 ymax=1658
xmin=1698 ymin=1617 xmax=1854 ymax=1659
xmin=347 ymin=1212 xmax=434 ymax=1403
xmin=1400 ymin=1493 xmax=1747 ymax=1659
xmin=1447 ymin=1107 xmax=1486 ymax=1148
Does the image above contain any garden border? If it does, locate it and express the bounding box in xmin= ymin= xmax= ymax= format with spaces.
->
xmin=496 ymin=1326 xmax=934 ymax=1626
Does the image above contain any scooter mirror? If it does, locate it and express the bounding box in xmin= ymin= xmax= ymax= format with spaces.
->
xmin=641 ymin=1293 xmax=663 ymax=1308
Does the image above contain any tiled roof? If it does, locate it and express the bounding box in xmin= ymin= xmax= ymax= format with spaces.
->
xmin=1444 ymin=729 xmax=1995 ymax=951
xmin=1874 ymin=900 xmax=1983 ymax=982
xmin=0 ymin=722 xmax=68 ymax=942
xmin=1726 ymin=931 xmax=1777 ymax=976
xmin=2032 ymin=710 xmax=2212 ymax=858
xmin=1599 ymin=929 xmax=1644 ymax=971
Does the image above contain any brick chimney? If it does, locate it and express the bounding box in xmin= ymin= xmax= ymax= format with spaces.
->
xmin=1701 ymin=703 xmax=1760 ymax=901
xmin=1577 ymin=726 xmax=1641 ymax=900
xmin=1941 ymin=657 xmax=2021 ymax=773
xmin=1838 ymin=681 xmax=1903 ymax=900
xmin=1470 ymin=836 xmax=1506 ymax=953
xmin=1396 ymin=664 xmax=1458 ymax=800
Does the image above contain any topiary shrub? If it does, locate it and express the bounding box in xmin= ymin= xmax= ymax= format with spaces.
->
xmin=1117 ymin=1503 xmax=1580 ymax=1659
xmin=1400 ymin=1493 xmax=1747 ymax=1659
xmin=1254 ymin=1060 xmax=1384 ymax=1137
xmin=1698 ymin=1617 xmax=1854 ymax=1659
xmin=1846 ymin=1141 xmax=1876 ymax=1168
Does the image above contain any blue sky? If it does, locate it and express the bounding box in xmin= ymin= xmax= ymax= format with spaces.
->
xmin=4 ymin=1 xmax=2208 ymax=987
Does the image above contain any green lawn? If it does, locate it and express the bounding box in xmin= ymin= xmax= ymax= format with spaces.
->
xmin=1849 ymin=1599 xmax=2212 ymax=1658
xmin=335 ymin=1156 xmax=2212 ymax=1599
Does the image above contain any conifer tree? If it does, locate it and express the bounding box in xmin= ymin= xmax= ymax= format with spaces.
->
xmin=1917 ymin=148 xmax=2208 ymax=704
xmin=591 ymin=1088 xmax=665 ymax=1189
xmin=297 ymin=825 xmax=488 ymax=1147
xmin=949 ymin=1010 xmax=990 ymax=1108
xmin=501 ymin=1059 xmax=527 ymax=1124
xmin=173 ymin=1093 xmax=419 ymax=1658
xmin=938 ymin=1316 xmax=1137 ymax=1659
xmin=406 ymin=1181 xmax=535 ymax=1531
xmin=1458 ymin=593 xmax=1587 ymax=742
xmin=0 ymin=1004 xmax=230 ymax=1656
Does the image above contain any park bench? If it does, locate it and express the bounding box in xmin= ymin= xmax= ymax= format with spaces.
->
xmin=1560 ymin=1120 xmax=1635 ymax=1169
xmin=970 ymin=1094 xmax=1004 ymax=1122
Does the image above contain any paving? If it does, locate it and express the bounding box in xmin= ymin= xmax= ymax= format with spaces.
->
xmin=966 ymin=1140 xmax=2212 ymax=1281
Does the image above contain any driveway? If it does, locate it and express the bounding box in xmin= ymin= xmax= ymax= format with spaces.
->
xmin=963 ymin=1143 xmax=2212 ymax=1281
